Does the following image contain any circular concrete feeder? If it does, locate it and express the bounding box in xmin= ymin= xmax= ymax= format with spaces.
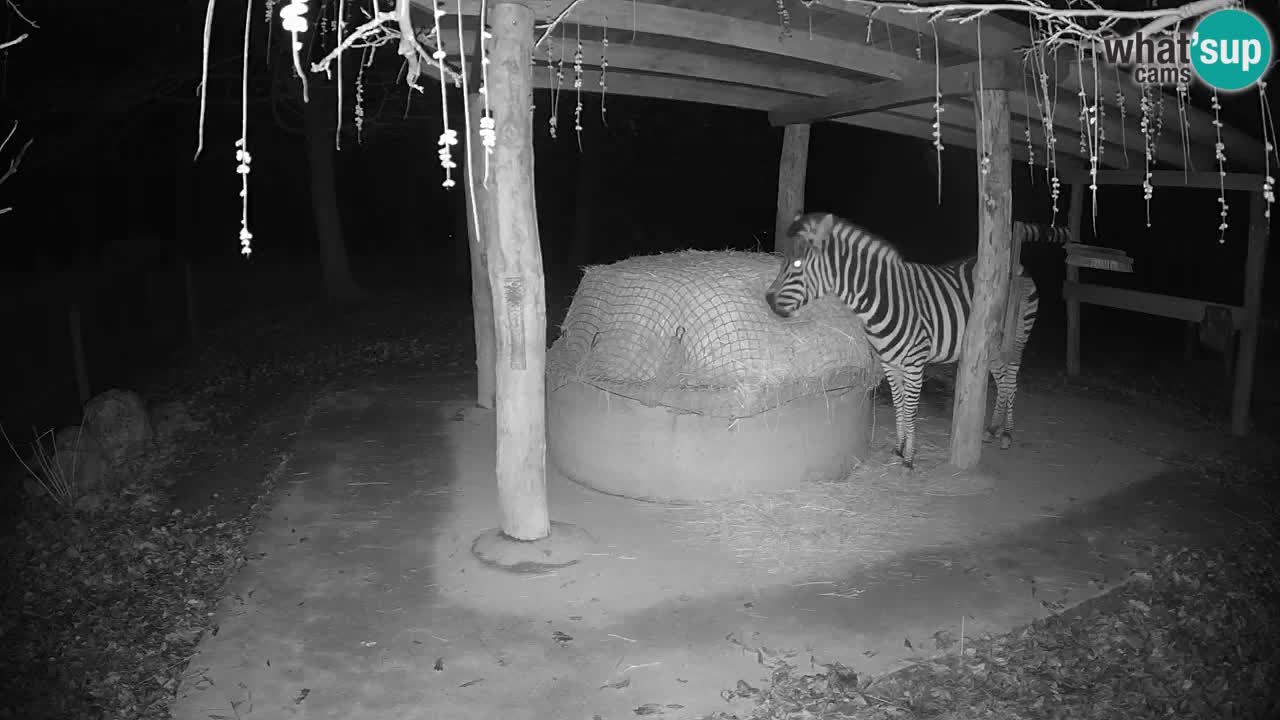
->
xmin=548 ymin=381 xmax=874 ymax=503
xmin=546 ymin=251 xmax=881 ymax=505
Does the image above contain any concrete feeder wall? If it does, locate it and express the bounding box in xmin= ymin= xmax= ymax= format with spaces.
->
xmin=548 ymin=381 xmax=873 ymax=503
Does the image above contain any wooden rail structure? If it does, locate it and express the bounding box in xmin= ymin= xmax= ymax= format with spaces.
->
xmin=412 ymin=0 xmax=1270 ymax=545
xmin=1056 ymin=171 xmax=1271 ymax=437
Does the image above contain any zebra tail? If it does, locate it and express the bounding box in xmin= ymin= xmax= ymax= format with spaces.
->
xmin=1013 ymin=220 xmax=1071 ymax=246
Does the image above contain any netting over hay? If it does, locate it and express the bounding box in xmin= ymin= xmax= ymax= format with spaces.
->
xmin=547 ymin=250 xmax=882 ymax=417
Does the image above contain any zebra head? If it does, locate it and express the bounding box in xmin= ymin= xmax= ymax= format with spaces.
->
xmin=765 ymin=212 xmax=836 ymax=318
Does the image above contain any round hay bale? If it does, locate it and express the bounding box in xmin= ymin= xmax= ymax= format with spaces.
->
xmin=547 ymin=250 xmax=882 ymax=503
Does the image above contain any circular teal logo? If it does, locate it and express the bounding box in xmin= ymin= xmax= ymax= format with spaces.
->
xmin=1191 ymin=9 xmax=1273 ymax=92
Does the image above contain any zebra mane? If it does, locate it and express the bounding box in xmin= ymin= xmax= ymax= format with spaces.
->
xmin=787 ymin=212 xmax=903 ymax=263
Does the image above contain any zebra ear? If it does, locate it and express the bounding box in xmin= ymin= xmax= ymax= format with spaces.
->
xmin=813 ymin=213 xmax=836 ymax=242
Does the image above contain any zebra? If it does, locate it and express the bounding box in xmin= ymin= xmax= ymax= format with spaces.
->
xmin=764 ymin=212 xmax=1067 ymax=470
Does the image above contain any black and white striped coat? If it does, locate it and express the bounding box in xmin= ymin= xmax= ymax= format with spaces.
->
xmin=764 ymin=212 xmax=1066 ymax=469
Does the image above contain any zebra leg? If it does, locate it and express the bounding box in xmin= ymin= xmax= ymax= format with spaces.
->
xmin=984 ymin=359 xmax=1009 ymax=444
xmin=997 ymin=361 xmax=1023 ymax=450
xmin=898 ymin=365 xmax=926 ymax=470
xmin=883 ymin=367 xmax=909 ymax=459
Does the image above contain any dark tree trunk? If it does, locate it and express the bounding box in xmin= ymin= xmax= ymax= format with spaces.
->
xmin=304 ymin=83 xmax=364 ymax=303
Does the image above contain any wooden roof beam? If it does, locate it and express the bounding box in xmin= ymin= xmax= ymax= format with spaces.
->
xmin=768 ymin=57 xmax=1018 ymax=126
xmin=806 ymin=0 xmax=1027 ymax=57
xmin=440 ymin=28 xmax=861 ymax=99
xmin=1057 ymin=168 xmax=1268 ymax=192
xmin=449 ymin=0 xmax=930 ymax=81
xmin=547 ymin=70 xmax=1065 ymax=169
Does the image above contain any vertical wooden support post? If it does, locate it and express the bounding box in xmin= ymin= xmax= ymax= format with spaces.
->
xmin=1000 ymin=224 xmax=1023 ymax=357
xmin=465 ymin=90 xmax=497 ymax=411
xmin=774 ymin=124 xmax=810 ymax=251
xmin=950 ymin=89 xmax=1012 ymax=471
xmin=1231 ymin=191 xmax=1269 ymax=436
xmin=1064 ymin=183 xmax=1085 ymax=376
xmin=486 ymin=0 xmax=550 ymax=540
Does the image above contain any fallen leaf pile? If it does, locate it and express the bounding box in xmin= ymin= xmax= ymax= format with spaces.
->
xmin=700 ymin=534 xmax=1280 ymax=720
xmin=0 ymin=488 xmax=258 ymax=720
xmin=0 ymin=293 xmax=491 ymax=720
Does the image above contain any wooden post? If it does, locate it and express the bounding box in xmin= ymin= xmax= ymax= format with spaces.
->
xmin=465 ymin=91 xmax=497 ymax=411
xmin=774 ymin=124 xmax=810 ymax=251
xmin=485 ymin=0 xmax=550 ymax=540
xmin=950 ymin=88 xmax=1012 ymax=470
xmin=1000 ymin=225 xmax=1023 ymax=357
xmin=1231 ymin=190 xmax=1269 ymax=436
xmin=1064 ymin=183 xmax=1085 ymax=376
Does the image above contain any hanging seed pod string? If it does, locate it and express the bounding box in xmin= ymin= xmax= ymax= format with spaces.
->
xmin=930 ymin=19 xmax=944 ymax=204
xmin=550 ymin=23 xmax=566 ymax=140
xmin=354 ymin=45 xmax=369 ymax=145
xmin=1139 ymin=83 xmax=1154 ymax=227
xmin=280 ymin=0 xmax=311 ymax=102
xmin=334 ymin=0 xmax=346 ymax=151
xmin=1259 ymin=80 xmax=1277 ymax=221
xmin=1114 ymin=64 xmax=1128 ymax=166
xmin=236 ymin=0 xmax=254 ymax=256
xmin=1211 ymin=89 xmax=1228 ymax=243
xmin=264 ymin=0 xmax=277 ymax=62
xmin=1022 ymin=54 xmax=1035 ymax=182
xmin=430 ymin=0 xmax=457 ymax=188
xmin=976 ymin=18 xmax=992 ymax=188
xmin=478 ymin=2 xmax=495 ymax=185
xmin=1087 ymin=40 xmax=1100 ymax=232
xmin=600 ymin=15 xmax=609 ymax=126
xmin=573 ymin=20 xmax=584 ymax=151
xmin=1093 ymin=40 xmax=1106 ymax=174
xmin=914 ymin=14 xmax=922 ymax=60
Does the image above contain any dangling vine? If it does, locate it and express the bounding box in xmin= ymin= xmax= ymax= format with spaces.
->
xmin=573 ymin=20 xmax=584 ymax=150
xmin=1211 ymin=89 xmax=1228 ymax=243
xmin=930 ymin=19 xmax=944 ymax=204
xmin=192 ymin=0 xmax=1280 ymax=257
xmin=235 ymin=0 xmax=254 ymax=256
xmin=600 ymin=15 xmax=609 ymax=126
xmin=1260 ymin=79 xmax=1277 ymax=221
xmin=478 ymin=0 xmax=495 ymax=186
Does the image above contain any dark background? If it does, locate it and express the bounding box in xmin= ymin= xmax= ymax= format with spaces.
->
xmin=2 ymin=0 xmax=1278 ymax=441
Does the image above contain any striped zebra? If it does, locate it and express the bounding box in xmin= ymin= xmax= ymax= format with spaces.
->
xmin=765 ymin=212 xmax=1067 ymax=470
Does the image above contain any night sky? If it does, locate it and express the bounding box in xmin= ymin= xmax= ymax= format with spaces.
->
xmin=2 ymin=0 xmax=1278 ymax=427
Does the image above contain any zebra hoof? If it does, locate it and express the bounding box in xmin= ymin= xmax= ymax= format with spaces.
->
xmin=999 ymin=433 xmax=1014 ymax=450
xmin=982 ymin=430 xmax=995 ymax=444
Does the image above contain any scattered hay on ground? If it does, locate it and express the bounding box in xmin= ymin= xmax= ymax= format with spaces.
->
xmin=665 ymin=410 xmax=963 ymax=579
xmin=667 ymin=457 xmax=962 ymax=578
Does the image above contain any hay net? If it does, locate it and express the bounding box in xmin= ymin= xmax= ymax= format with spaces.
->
xmin=547 ymin=250 xmax=882 ymax=417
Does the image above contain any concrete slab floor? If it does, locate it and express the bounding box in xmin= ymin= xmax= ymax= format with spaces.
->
xmin=171 ymin=373 xmax=1244 ymax=720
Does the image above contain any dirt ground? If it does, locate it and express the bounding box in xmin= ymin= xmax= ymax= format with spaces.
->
xmin=164 ymin=363 xmax=1259 ymax=720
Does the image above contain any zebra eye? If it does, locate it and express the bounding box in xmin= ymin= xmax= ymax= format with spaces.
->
xmin=791 ymin=259 xmax=803 ymax=268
